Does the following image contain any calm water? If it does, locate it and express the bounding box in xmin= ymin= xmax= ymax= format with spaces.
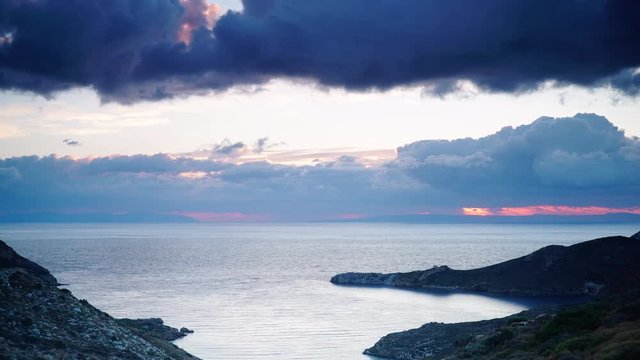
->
xmin=1 ymin=223 xmax=637 ymax=359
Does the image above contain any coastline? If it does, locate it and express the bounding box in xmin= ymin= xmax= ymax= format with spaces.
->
xmin=332 ymin=234 xmax=640 ymax=296
xmin=0 ymin=239 xmax=199 ymax=359
xmin=334 ymin=231 xmax=640 ymax=359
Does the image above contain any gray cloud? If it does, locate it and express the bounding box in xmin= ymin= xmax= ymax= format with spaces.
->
xmin=62 ymin=138 xmax=81 ymax=146
xmin=0 ymin=166 xmax=21 ymax=187
xmin=253 ymin=137 xmax=269 ymax=153
xmin=394 ymin=113 xmax=640 ymax=207
xmin=0 ymin=114 xmax=638 ymax=219
xmin=211 ymin=139 xmax=247 ymax=157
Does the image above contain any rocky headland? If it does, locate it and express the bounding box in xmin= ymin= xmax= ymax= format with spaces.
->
xmin=0 ymin=239 xmax=198 ymax=359
xmin=364 ymin=291 xmax=640 ymax=359
xmin=334 ymin=231 xmax=640 ymax=359
xmin=332 ymin=234 xmax=640 ymax=296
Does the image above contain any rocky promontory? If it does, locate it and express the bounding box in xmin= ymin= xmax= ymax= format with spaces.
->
xmin=335 ymin=231 xmax=640 ymax=359
xmin=332 ymin=234 xmax=640 ymax=296
xmin=0 ymin=239 xmax=198 ymax=359
xmin=364 ymin=290 xmax=640 ymax=360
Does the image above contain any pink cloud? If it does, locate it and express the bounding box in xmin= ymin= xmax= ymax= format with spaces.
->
xmin=461 ymin=207 xmax=493 ymax=216
xmin=461 ymin=205 xmax=640 ymax=216
xmin=178 ymin=0 xmax=220 ymax=44
xmin=497 ymin=205 xmax=640 ymax=216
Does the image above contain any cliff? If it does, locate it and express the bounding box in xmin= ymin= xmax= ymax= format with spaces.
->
xmin=332 ymin=235 xmax=640 ymax=296
xmin=0 ymin=239 xmax=198 ymax=359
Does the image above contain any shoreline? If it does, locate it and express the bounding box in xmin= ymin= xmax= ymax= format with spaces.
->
xmin=0 ymin=239 xmax=199 ymax=359
xmin=333 ymin=231 xmax=640 ymax=359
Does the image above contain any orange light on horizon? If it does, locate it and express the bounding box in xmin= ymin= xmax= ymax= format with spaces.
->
xmin=460 ymin=205 xmax=640 ymax=216
xmin=462 ymin=207 xmax=493 ymax=216
xmin=498 ymin=205 xmax=640 ymax=216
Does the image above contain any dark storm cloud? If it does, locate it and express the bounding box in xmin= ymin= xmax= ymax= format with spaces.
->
xmin=0 ymin=114 xmax=638 ymax=219
xmin=0 ymin=0 xmax=185 ymax=98
xmin=0 ymin=0 xmax=639 ymax=102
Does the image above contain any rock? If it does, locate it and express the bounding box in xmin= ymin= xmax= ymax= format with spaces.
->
xmin=365 ymin=291 xmax=640 ymax=360
xmin=330 ymin=272 xmax=398 ymax=285
xmin=0 ymin=239 xmax=58 ymax=285
xmin=116 ymin=318 xmax=194 ymax=341
xmin=364 ymin=318 xmax=510 ymax=360
xmin=0 ymin=239 xmax=199 ymax=359
xmin=332 ymin=235 xmax=640 ymax=296
xmin=348 ymin=231 xmax=640 ymax=360
xmin=180 ymin=327 xmax=194 ymax=334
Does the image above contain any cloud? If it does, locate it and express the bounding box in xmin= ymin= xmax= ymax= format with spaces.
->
xmin=178 ymin=141 xmax=395 ymax=166
xmin=394 ymin=113 xmax=640 ymax=207
xmin=0 ymin=1 xmax=639 ymax=102
xmin=177 ymin=0 xmax=220 ymax=44
xmin=0 ymin=166 xmax=21 ymax=187
xmin=62 ymin=138 xmax=81 ymax=146
xmin=0 ymin=152 xmax=409 ymax=220
xmin=0 ymin=114 xmax=638 ymax=220
xmin=253 ymin=137 xmax=269 ymax=153
xmin=211 ymin=138 xmax=247 ymax=157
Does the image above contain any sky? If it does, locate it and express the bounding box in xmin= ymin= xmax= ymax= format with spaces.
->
xmin=0 ymin=0 xmax=639 ymax=222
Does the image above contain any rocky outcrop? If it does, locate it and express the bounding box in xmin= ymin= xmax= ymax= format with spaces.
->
xmin=330 ymin=272 xmax=398 ymax=285
xmin=116 ymin=318 xmax=194 ymax=341
xmin=0 ymin=239 xmax=198 ymax=359
xmin=365 ymin=291 xmax=640 ymax=360
xmin=332 ymin=234 xmax=640 ymax=296
xmin=363 ymin=310 xmax=537 ymax=360
xmin=0 ymin=239 xmax=58 ymax=285
xmin=342 ymin=231 xmax=640 ymax=360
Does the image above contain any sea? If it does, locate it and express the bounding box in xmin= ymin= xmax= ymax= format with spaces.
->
xmin=1 ymin=223 xmax=637 ymax=359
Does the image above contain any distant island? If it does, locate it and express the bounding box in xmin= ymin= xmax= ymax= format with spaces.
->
xmin=0 ymin=240 xmax=198 ymax=359
xmin=332 ymin=230 xmax=640 ymax=359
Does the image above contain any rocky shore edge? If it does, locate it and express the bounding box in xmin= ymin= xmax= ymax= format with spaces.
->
xmin=364 ymin=291 xmax=640 ymax=359
xmin=332 ymin=231 xmax=640 ymax=296
xmin=0 ymin=239 xmax=198 ymax=359
xmin=334 ymin=230 xmax=640 ymax=359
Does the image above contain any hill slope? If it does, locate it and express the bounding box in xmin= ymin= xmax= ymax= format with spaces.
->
xmin=0 ymin=239 xmax=198 ymax=359
xmin=332 ymin=235 xmax=640 ymax=296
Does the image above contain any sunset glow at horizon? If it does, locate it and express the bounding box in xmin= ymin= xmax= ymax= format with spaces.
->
xmin=1 ymin=1 xmax=640 ymax=224
xmin=462 ymin=206 xmax=640 ymax=217
xmin=462 ymin=208 xmax=492 ymax=216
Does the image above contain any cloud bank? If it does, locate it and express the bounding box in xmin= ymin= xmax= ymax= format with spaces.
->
xmin=394 ymin=113 xmax=640 ymax=207
xmin=1 ymin=114 xmax=639 ymax=220
xmin=0 ymin=0 xmax=639 ymax=102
